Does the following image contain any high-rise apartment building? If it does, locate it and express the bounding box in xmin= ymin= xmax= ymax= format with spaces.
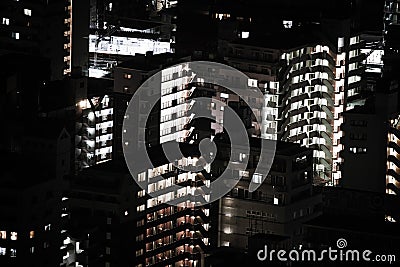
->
xmin=0 ymin=0 xmax=45 ymax=55
xmin=0 ymin=119 xmax=70 ymax=267
xmin=117 ymin=58 xmax=322 ymax=266
xmin=131 ymin=137 xmax=321 ymax=267
xmin=220 ymin=22 xmax=366 ymax=185
xmin=65 ymin=161 xmax=138 ymax=267
xmin=88 ymin=0 xmax=176 ymax=78
xmin=0 ymin=0 xmax=89 ymax=80
xmin=341 ymin=90 xmax=397 ymax=194
xmin=384 ymin=0 xmax=400 ymax=34
xmin=217 ymin=137 xmax=322 ymax=250
xmin=64 ymin=0 xmax=90 ymax=76
xmin=341 ymin=78 xmax=400 ymax=222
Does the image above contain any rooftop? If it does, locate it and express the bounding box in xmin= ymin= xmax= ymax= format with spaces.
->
xmin=118 ymin=53 xmax=187 ymax=71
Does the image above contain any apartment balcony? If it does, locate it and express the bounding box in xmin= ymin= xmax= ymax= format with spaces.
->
xmin=64 ymin=48 xmax=71 ymax=57
xmin=145 ymin=234 xmax=206 ymax=258
xmin=307 ymin=130 xmax=319 ymax=139
xmin=310 ymin=65 xmax=335 ymax=79
xmin=387 ymin=169 xmax=400 ymax=183
xmin=95 ymin=127 xmax=113 ymax=135
xmin=321 ymin=117 xmax=333 ymax=132
xmin=320 ymin=143 xmax=333 ymax=160
xmin=95 ymin=140 xmax=112 ymax=149
xmin=347 ymin=79 xmax=364 ymax=90
xmin=289 ymin=106 xmax=310 ymax=117
xmin=348 ymin=65 xmax=366 ymax=76
xmin=321 ymin=105 xmax=334 ymax=120
xmin=389 ymin=127 xmax=400 ymax=139
xmin=388 ymin=141 xmax=400 ymax=154
xmin=310 ymin=90 xmax=334 ymax=102
xmin=348 ymin=53 xmax=365 ymax=63
xmin=81 ymin=145 xmax=95 ymax=153
xmin=318 ymin=156 xmax=333 ymax=171
xmin=289 ymin=80 xmax=310 ymax=91
xmin=310 ymin=51 xmax=335 ymax=66
xmin=387 ymin=182 xmax=400 ymax=195
xmin=288 ymin=132 xmax=308 ymax=142
xmin=349 ymin=40 xmax=365 ymax=50
xmin=289 ymin=53 xmax=311 ymax=64
xmin=280 ymin=129 xmax=290 ymax=142
xmin=144 ymin=206 xmax=209 ymax=229
xmin=148 ymin=251 xmax=202 ymax=267
xmin=287 ymin=118 xmax=308 ymax=131
xmin=321 ymin=78 xmax=335 ymax=93
xmin=290 ymin=66 xmax=312 ymax=78
xmin=96 ymin=114 xmax=113 ymax=123
xmin=290 ymin=93 xmax=310 ymax=104
xmin=280 ymin=98 xmax=291 ymax=116
xmin=384 ymin=1 xmax=400 ymax=11
xmin=82 ymin=118 xmax=96 ymax=127
xmin=145 ymin=222 xmax=194 ymax=243
xmin=320 ymin=131 xmax=333 ymax=146
xmin=388 ymin=155 xmax=400 ymax=168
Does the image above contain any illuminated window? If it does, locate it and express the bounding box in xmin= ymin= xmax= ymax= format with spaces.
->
xmin=24 ymin=9 xmax=32 ymax=16
xmin=138 ymin=172 xmax=146 ymax=182
xmin=30 ymin=247 xmax=34 ymax=253
xmin=123 ymin=73 xmax=132 ymax=79
xmin=136 ymin=249 xmax=143 ymax=256
xmin=220 ymin=93 xmax=229 ymax=99
xmin=349 ymin=147 xmax=367 ymax=154
xmin=10 ymin=232 xmax=17 ymax=241
xmin=137 ymin=204 xmax=145 ymax=212
xmin=223 ymin=227 xmax=232 ymax=234
xmin=136 ymin=234 xmax=144 ymax=242
xmin=0 ymin=231 xmax=6 ymax=239
xmin=350 ymin=36 xmax=359 ymax=45
xmin=252 ymin=173 xmax=263 ymax=184
xmin=2 ymin=18 xmax=9 ymax=25
xmin=12 ymin=32 xmax=19 ymax=40
xmin=248 ymin=79 xmax=257 ymax=87
xmin=241 ymin=31 xmax=249 ymax=39
xmin=29 ymin=231 xmax=34 ymax=239
xmin=138 ymin=190 xmax=145 ymax=198
xmin=283 ymin=20 xmax=293 ymax=28
xmin=44 ymin=224 xmax=51 ymax=231
xmin=222 ymin=241 xmax=230 ymax=246
xmin=0 ymin=247 xmax=5 ymax=255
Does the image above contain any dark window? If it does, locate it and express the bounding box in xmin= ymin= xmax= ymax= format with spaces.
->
xmin=350 ymin=120 xmax=368 ymax=127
